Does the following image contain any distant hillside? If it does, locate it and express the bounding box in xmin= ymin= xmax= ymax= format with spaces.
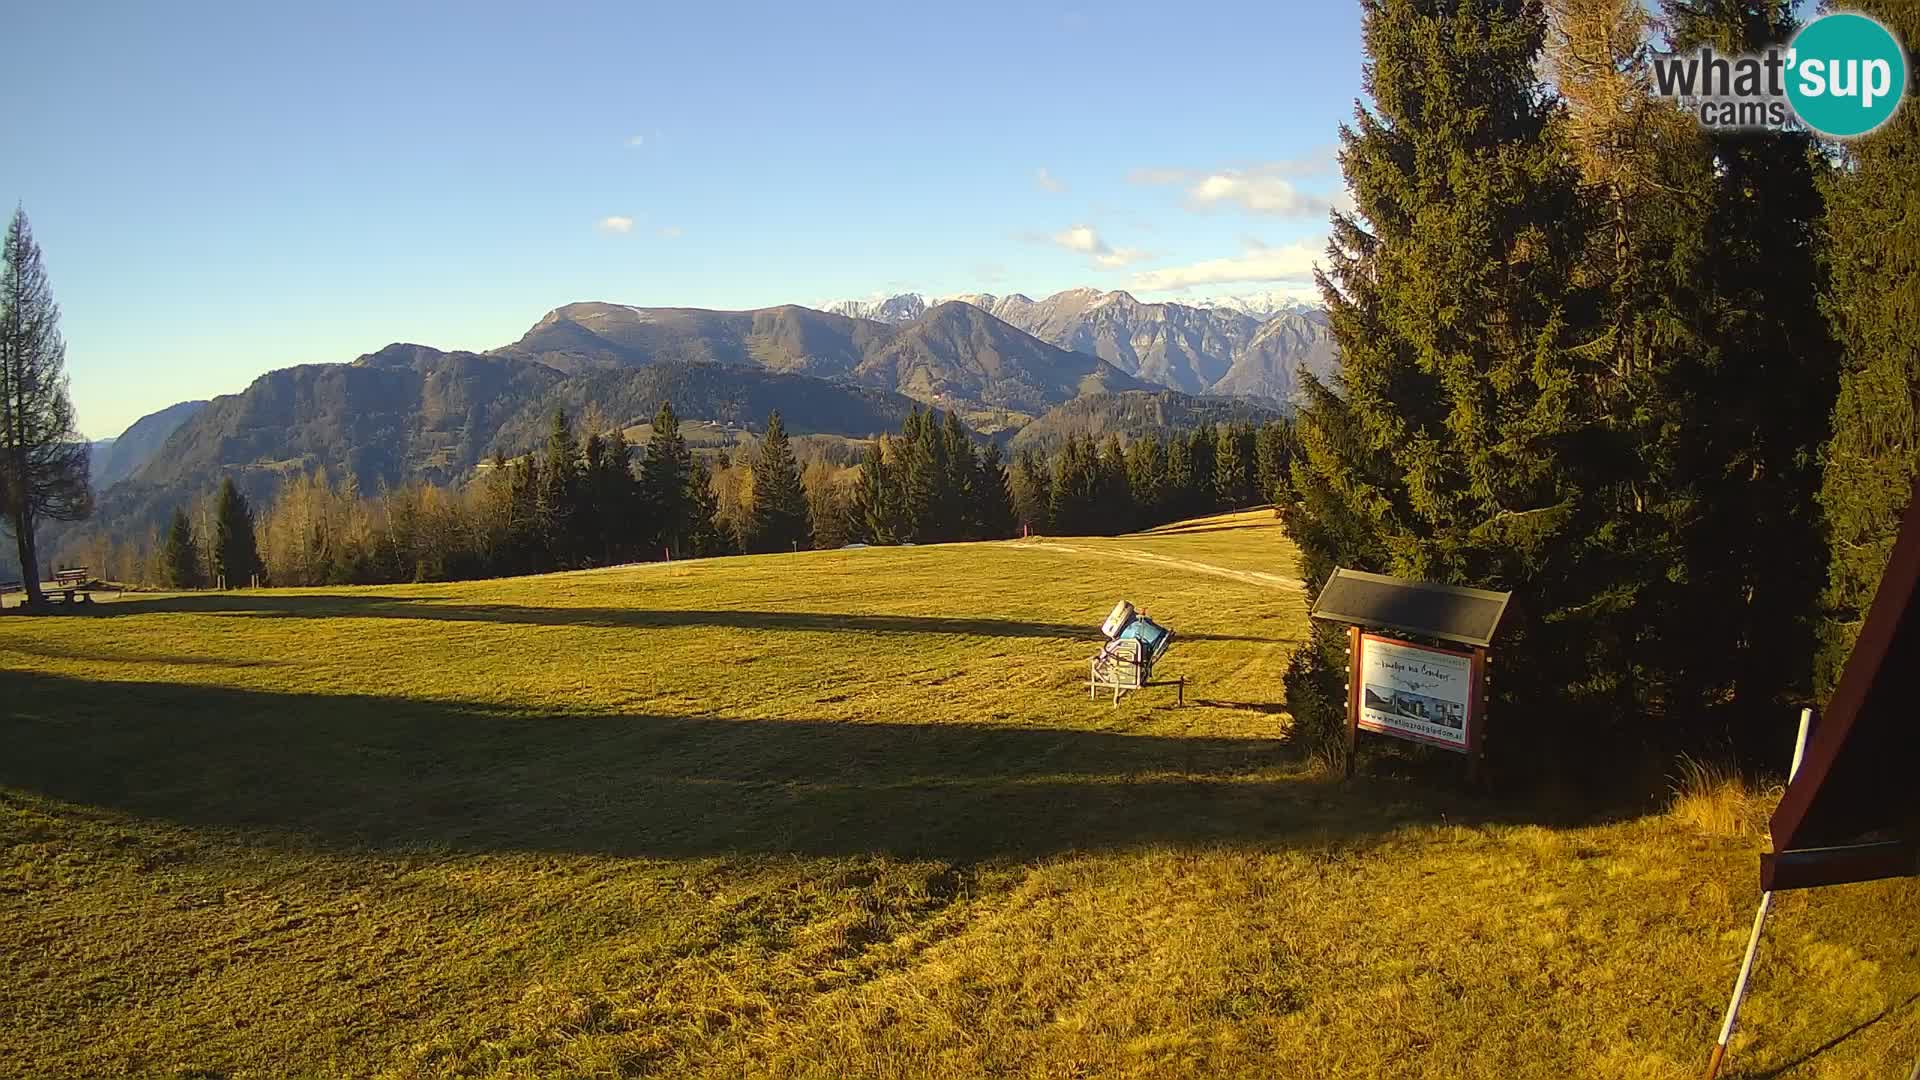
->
xmin=489 ymin=361 xmax=919 ymax=454
xmin=493 ymin=300 xmax=1147 ymax=415
xmin=50 ymin=352 xmax=928 ymax=570
xmin=1007 ymin=390 xmax=1284 ymax=454
xmin=92 ymin=400 xmax=209 ymax=489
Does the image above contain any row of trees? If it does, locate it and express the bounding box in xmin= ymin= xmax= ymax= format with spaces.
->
xmin=1010 ymin=421 xmax=1294 ymax=538
xmin=129 ymin=402 xmax=1294 ymax=589
xmin=1278 ymin=0 xmax=1917 ymax=779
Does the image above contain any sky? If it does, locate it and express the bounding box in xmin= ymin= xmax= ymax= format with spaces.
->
xmin=5 ymin=2 xmax=1364 ymax=438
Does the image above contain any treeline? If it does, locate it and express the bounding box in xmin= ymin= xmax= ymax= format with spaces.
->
xmin=133 ymin=403 xmax=749 ymax=588
xmin=1007 ymin=420 xmax=1293 ymax=537
xmin=1277 ymin=0 xmax=1920 ymax=781
xmin=94 ymin=401 xmax=1296 ymax=589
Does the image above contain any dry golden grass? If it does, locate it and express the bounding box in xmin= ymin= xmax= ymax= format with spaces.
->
xmin=1669 ymin=756 xmax=1778 ymax=840
xmin=2 ymin=511 xmax=1917 ymax=1078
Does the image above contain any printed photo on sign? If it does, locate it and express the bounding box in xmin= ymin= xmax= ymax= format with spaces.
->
xmin=1358 ymin=635 xmax=1473 ymax=752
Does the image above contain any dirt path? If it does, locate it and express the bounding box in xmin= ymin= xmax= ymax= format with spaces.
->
xmin=1017 ymin=540 xmax=1305 ymax=592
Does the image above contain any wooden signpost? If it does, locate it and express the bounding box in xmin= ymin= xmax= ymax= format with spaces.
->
xmin=1311 ymin=569 xmax=1511 ymax=781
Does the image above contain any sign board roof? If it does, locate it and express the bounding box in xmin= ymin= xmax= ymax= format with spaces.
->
xmin=1309 ymin=568 xmax=1512 ymax=648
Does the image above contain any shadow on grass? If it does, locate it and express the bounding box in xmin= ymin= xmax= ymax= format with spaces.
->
xmin=0 ymin=670 xmax=1446 ymax=863
xmin=56 ymin=592 xmax=1273 ymax=642
xmin=1748 ymin=991 xmax=1920 ymax=1079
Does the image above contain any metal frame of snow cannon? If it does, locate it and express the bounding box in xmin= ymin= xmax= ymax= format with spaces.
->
xmin=1089 ymin=601 xmax=1182 ymax=706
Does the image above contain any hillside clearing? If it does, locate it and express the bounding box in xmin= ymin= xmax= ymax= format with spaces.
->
xmin=2 ymin=511 xmax=1916 ymax=1078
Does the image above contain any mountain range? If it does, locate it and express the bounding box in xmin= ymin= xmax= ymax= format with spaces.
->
xmin=48 ymin=288 xmax=1341 ymax=570
xmin=825 ymin=288 xmax=1337 ymax=404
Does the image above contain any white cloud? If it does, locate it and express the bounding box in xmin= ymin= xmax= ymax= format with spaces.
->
xmin=1129 ymin=238 xmax=1322 ymax=291
xmin=1052 ymin=224 xmax=1103 ymax=253
xmin=1129 ymin=150 xmax=1342 ymax=219
xmin=627 ymin=135 xmax=646 ymax=147
xmin=1035 ymin=167 xmax=1067 ymax=193
xmin=597 ymin=216 xmax=635 ymax=234
xmin=1047 ymin=223 xmax=1147 ymax=268
xmin=658 ymin=225 xmax=684 ymax=238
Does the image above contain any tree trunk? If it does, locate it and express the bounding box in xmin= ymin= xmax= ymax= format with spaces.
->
xmin=12 ymin=497 xmax=39 ymax=605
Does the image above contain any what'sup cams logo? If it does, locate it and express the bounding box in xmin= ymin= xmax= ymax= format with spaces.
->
xmin=1652 ymin=11 xmax=1908 ymax=138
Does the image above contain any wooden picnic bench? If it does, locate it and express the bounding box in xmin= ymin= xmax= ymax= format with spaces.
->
xmin=50 ymin=566 xmax=92 ymax=604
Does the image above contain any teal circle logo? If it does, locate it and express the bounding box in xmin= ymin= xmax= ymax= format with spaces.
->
xmin=1786 ymin=12 xmax=1908 ymax=138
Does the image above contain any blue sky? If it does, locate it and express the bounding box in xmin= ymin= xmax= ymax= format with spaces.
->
xmin=6 ymin=2 xmax=1363 ymax=437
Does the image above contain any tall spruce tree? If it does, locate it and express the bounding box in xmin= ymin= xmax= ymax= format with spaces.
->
xmin=1185 ymin=423 xmax=1218 ymax=518
xmin=975 ymin=442 xmax=1018 ymax=539
xmin=536 ymin=410 xmax=581 ymax=568
xmin=1050 ymin=435 xmax=1100 ymax=534
xmin=1254 ymin=421 xmax=1296 ymax=506
xmin=1283 ymin=0 xmax=1605 ymax=769
xmin=1096 ymin=435 xmax=1134 ymax=534
xmin=1814 ymin=0 xmax=1920 ymax=694
xmin=1127 ymin=432 xmax=1169 ymax=524
xmin=684 ymin=459 xmax=735 ymax=557
xmin=747 ymin=410 xmax=808 ymax=552
xmin=941 ymin=411 xmax=978 ymax=539
xmin=642 ymin=401 xmax=693 ymax=557
xmin=850 ymin=439 xmax=896 ymax=544
xmin=1012 ymin=448 xmax=1052 ymax=533
xmin=1662 ymin=0 xmax=1837 ymax=727
xmin=0 ymin=209 xmax=90 ymax=601
xmin=1215 ymin=422 xmax=1258 ymax=509
xmin=211 ymin=477 xmax=260 ymax=588
xmin=896 ymin=408 xmax=939 ymax=541
xmin=163 ymin=508 xmax=200 ymax=589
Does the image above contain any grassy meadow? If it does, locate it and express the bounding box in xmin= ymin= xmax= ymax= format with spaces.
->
xmin=3 ymin=511 xmax=1917 ymax=1078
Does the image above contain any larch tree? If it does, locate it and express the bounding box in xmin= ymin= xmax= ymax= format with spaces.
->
xmin=0 ymin=209 xmax=91 ymax=601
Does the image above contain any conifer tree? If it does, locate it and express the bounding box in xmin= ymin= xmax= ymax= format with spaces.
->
xmin=746 ymin=410 xmax=808 ymax=552
xmin=1254 ymin=421 xmax=1296 ymax=506
xmin=211 ymin=476 xmax=260 ymax=588
xmin=1096 ymin=435 xmax=1134 ymax=534
xmin=897 ymin=407 xmax=939 ymax=541
xmin=536 ymin=410 xmax=581 ymax=567
xmin=1011 ymin=448 xmax=1051 ymax=533
xmin=1127 ymin=432 xmax=1169 ymax=524
xmin=1164 ymin=435 xmax=1194 ymax=522
xmin=1660 ymin=0 xmax=1837 ymax=720
xmin=1283 ymin=0 xmax=1606 ymax=766
xmin=1814 ymin=0 xmax=1920 ymax=693
xmin=163 ymin=508 xmax=200 ymax=589
xmin=0 ymin=209 xmax=90 ymax=601
xmin=684 ymin=459 xmax=736 ymax=557
xmin=849 ymin=440 xmax=896 ymax=544
xmin=1050 ymin=435 xmax=1100 ymax=534
xmin=941 ymin=410 xmax=978 ymax=539
xmin=594 ymin=427 xmax=640 ymax=563
xmin=1214 ymin=422 xmax=1257 ymax=510
xmin=1185 ymin=423 xmax=1217 ymax=518
xmin=642 ymin=401 xmax=693 ymax=557
xmin=975 ymin=441 xmax=1017 ymax=539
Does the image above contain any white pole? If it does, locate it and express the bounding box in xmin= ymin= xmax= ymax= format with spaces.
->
xmin=1704 ymin=706 xmax=1814 ymax=1080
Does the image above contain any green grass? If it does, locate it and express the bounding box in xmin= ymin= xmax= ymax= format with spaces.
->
xmin=3 ymin=510 xmax=1916 ymax=1078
